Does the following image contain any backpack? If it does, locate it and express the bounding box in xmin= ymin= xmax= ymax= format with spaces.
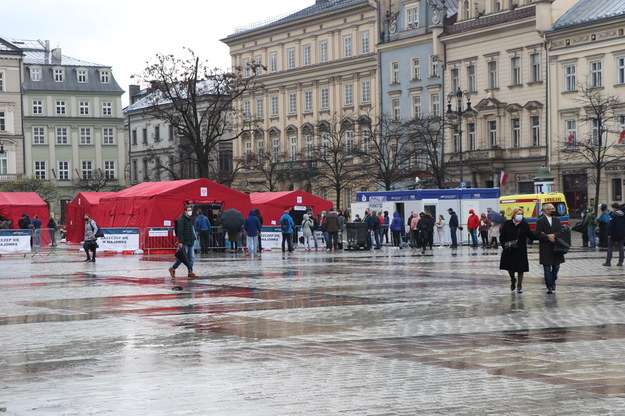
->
xmin=280 ymin=216 xmax=290 ymax=232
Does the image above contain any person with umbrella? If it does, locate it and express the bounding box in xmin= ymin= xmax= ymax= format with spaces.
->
xmin=169 ymin=205 xmax=197 ymax=280
xmin=221 ymin=208 xmax=244 ymax=252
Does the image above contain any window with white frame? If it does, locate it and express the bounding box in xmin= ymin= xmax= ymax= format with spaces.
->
xmin=272 ymin=137 xmax=280 ymax=162
xmin=564 ymin=64 xmax=576 ymax=91
xmin=79 ymin=101 xmax=90 ymax=115
xmin=103 ymin=127 xmax=114 ymax=145
xmin=451 ymin=68 xmax=460 ymax=91
xmin=530 ymin=53 xmax=541 ymax=82
xmin=33 ymin=127 xmax=45 ymax=144
xmin=34 ymin=161 xmax=47 ymax=179
xmin=244 ymin=140 xmax=252 ymax=155
xmin=32 ymin=100 xmax=43 ymax=115
xmin=488 ymin=120 xmax=497 ymax=147
xmin=321 ymin=87 xmax=329 ymax=109
xmin=488 ymin=61 xmax=498 ymax=89
xmin=0 ymin=112 xmax=4 ymax=131
xmin=430 ymin=94 xmax=440 ymax=116
xmin=30 ymin=68 xmax=41 ymax=81
xmin=81 ymin=160 xmax=93 ymax=179
xmin=303 ymin=45 xmax=311 ymax=66
xmin=54 ymin=69 xmax=64 ymax=82
xmin=100 ymin=70 xmax=110 ymax=83
xmin=467 ymin=65 xmax=476 ymax=92
xmin=319 ymin=41 xmax=328 ymax=63
xmin=270 ymin=52 xmax=278 ymax=72
xmin=56 ymin=100 xmax=66 ymax=115
xmin=321 ymin=132 xmax=329 ymax=157
xmin=618 ymin=57 xmax=625 ymax=85
xmin=256 ymin=98 xmax=264 ymax=118
xmin=288 ymin=93 xmax=297 ymax=114
xmin=102 ymin=102 xmax=112 ymax=116
xmin=104 ymin=161 xmax=116 ymax=179
xmin=361 ymin=80 xmax=371 ymax=103
xmin=254 ymin=56 xmax=262 ymax=75
xmin=405 ymin=3 xmax=419 ymax=29
xmin=430 ymin=55 xmax=439 ymax=78
xmin=511 ymin=56 xmax=521 ymax=85
xmin=257 ymin=139 xmax=265 ymax=162
xmin=589 ymin=60 xmax=603 ymax=88
xmin=512 ymin=118 xmax=521 ymax=148
xmin=290 ymin=136 xmax=298 ymax=161
xmin=77 ymin=70 xmax=87 ymax=83
xmin=343 ymin=35 xmax=352 ymax=58
xmin=57 ymin=161 xmax=69 ymax=180
xmin=345 ymin=130 xmax=355 ymax=154
xmin=243 ymin=100 xmax=251 ymax=119
xmin=0 ymin=72 xmax=3 ymax=91
xmin=391 ymin=61 xmax=400 ymax=84
xmin=304 ymin=90 xmax=313 ymax=112
xmin=56 ymin=127 xmax=68 ymax=145
xmin=467 ymin=123 xmax=476 ymax=150
xmin=270 ymin=95 xmax=279 ymax=116
xmin=80 ymin=127 xmax=92 ymax=145
xmin=362 ymin=129 xmax=371 ymax=154
xmin=452 ymin=131 xmax=460 ymax=153
xmin=287 ymin=48 xmax=296 ymax=69
xmin=531 ymin=116 xmax=540 ymax=146
xmin=565 ymin=119 xmax=577 ymax=144
xmin=0 ymin=153 xmax=6 ymax=175
xmin=592 ymin=118 xmax=600 ymax=146
xmin=360 ymin=32 xmax=369 ymax=54
xmin=412 ymin=95 xmax=422 ymax=118
xmin=412 ymin=57 xmax=421 ymax=80
xmin=243 ymin=58 xmax=250 ymax=77
xmin=344 ymin=83 xmax=353 ymax=106
xmin=392 ymin=99 xmax=401 ymax=121
xmin=142 ymin=128 xmax=148 ymax=144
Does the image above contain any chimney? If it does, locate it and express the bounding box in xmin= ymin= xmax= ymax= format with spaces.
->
xmin=51 ymin=48 xmax=62 ymax=64
xmin=129 ymin=85 xmax=141 ymax=103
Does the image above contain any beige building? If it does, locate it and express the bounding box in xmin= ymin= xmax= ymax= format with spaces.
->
xmin=222 ymin=0 xmax=378 ymax=205
xmin=0 ymin=38 xmax=24 ymax=184
xmin=547 ymin=0 xmax=625 ymax=213
xmin=437 ymin=0 xmax=574 ymax=192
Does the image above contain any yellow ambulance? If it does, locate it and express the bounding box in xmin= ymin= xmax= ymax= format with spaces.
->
xmin=499 ymin=193 xmax=569 ymax=230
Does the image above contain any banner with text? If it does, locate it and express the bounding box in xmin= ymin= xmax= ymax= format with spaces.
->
xmin=97 ymin=228 xmax=140 ymax=252
xmin=0 ymin=230 xmax=32 ymax=254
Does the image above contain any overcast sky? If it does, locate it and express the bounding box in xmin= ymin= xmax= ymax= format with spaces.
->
xmin=4 ymin=0 xmax=313 ymax=105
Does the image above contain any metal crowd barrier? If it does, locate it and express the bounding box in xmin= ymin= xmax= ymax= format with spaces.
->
xmin=0 ymin=228 xmax=59 ymax=257
xmin=142 ymin=226 xmax=229 ymax=254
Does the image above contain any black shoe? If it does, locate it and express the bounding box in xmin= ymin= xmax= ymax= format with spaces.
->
xmin=547 ymin=288 xmax=553 ymax=294
xmin=89 ymin=258 xmax=96 ymax=262
xmin=602 ymin=262 xmax=611 ymax=266
xmin=510 ymin=277 xmax=516 ymax=291
xmin=618 ymin=263 xmax=623 ymax=267
xmin=517 ymin=284 xmax=523 ymax=294
xmin=84 ymin=258 xmax=91 ymax=262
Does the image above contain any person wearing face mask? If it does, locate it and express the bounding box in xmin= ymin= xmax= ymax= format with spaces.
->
xmin=499 ymin=207 xmax=532 ymax=293
xmin=169 ymin=205 xmax=197 ymax=280
xmin=536 ymin=203 xmax=565 ymax=294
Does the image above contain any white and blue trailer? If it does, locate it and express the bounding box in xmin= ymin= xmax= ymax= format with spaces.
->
xmin=351 ymin=188 xmax=501 ymax=245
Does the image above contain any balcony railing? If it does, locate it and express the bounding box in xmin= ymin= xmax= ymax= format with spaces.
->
xmin=0 ymin=174 xmax=23 ymax=183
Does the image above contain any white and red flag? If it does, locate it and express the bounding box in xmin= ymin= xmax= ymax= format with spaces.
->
xmin=500 ymin=171 xmax=509 ymax=186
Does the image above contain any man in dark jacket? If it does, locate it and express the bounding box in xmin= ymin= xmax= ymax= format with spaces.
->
xmin=170 ymin=205 xmax=197 ymax=279
xmin=243 ymin=209 xmax=262 ymax=256
xmin=194 ymin=209 xmax=211 ymax=254
xmin=536 ymin=203 xmax=565 ymax=294
xmin=364 ymin=209 xmax=381 ymax=249
xmin=604 ymin=203 xmax=625 ymax=267
xmin=323 ymin=208 xmax=340 ymax=251
xmin=448 ymin=208 xmax=459 ymax=248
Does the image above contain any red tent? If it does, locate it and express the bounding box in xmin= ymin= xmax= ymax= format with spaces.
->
xmin=250 ymin=191 xmax=332 ymax=226
xmin=0 ymin=192 xmax=49 ymax=229
xmin=65 ymin=192 xmax=117 ymax=243
xmin=98 ymin=179 xmax=251 ymax=228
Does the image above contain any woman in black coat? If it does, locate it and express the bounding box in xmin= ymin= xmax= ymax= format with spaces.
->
xmin=499 ymin=207 xmax=532 ymax=293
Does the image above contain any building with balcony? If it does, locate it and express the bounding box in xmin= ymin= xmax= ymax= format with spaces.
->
xmin=0 ymin=38 xmax=24 ymax=185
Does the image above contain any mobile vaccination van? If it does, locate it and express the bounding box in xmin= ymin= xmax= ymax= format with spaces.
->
xmin=499 ymin=193 xmax=569 ymax=230
xmin=352 ymin=188 xmax=500 ymax=244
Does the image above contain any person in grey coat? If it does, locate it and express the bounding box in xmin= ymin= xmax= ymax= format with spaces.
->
xmin=535 ymin=203 xmax=565 ymax=294
xmin=83 ymin=214 xmax=99 ymax=262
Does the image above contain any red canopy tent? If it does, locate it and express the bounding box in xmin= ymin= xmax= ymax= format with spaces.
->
xmin=98 ymin=179 xmax=251 ymax=228
xmin=65 ymin=192 xmax=117 ymax=243
xmin=250 ymin=191 xmax=332 ymax=226
xmin=0 ymin=192 xmax=49 ymax=229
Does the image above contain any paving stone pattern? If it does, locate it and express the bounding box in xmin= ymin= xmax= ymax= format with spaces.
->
xmin=1 ymin=242 xmax=625 ymax=415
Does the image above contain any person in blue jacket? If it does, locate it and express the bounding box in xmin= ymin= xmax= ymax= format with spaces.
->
xmin=390 ymin=211 xmax=404 ymax=248
xmin=279 ymin=210 xmax=295 ymax=252
xmin=194 ymin=209 xmax=211 ymax=254
xmin=244 ymin=209 xmax=262 ymax=256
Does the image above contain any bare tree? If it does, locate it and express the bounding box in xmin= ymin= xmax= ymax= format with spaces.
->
xmin=240 ymin=150 xmax=301 ymax=192
xmin=404 ymin=115 xmax=447 ymax=188
xmin=78 ymin=169 xmax=119 ymax=192
xmin=560 ymin=85 xmax=625 ymax=207
xmin=132 ymin=48 xmax=264 ymax=179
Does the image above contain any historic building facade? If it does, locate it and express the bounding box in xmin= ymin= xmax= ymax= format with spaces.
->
xmin=546 ymin=0 xmax=625 ymax=213
xmin=0 ymin=38 xmax=24 ymax=185
xmin=222 ymin=0 xmax=379 ymax=206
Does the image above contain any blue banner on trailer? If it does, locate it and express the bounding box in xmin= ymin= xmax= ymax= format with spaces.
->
xmin=356 ymin=188 xmax=500 ymax=202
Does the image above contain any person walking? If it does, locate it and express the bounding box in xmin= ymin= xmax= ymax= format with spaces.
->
xmin=448 ymin=208 xmax=459 ymax=248
xmin=383 ymin=211 xmax=390 ymax=244
xmin=604 ymin=203 xmax=625 ymax=267
xmin=487 ymin=207 xmax=504 ymax=248
xmin=194 ymin=209 xmax=211 ymax=254
xmin=83 ymin=214 xmax=100 ymax=263
xmin=169 ymin=205 xmax=197 ymax=278
xmin=47 ymin=217 xmax=58 ymax=247
xmin=467 ymin=209 xmax=480 ymax=247
xmin=435 ymin=214 xmax=446 ymax=247
xmin=598 ymin=204 xmax=610 ymax=248
xmin=536 ymin=203 xmax=565 ymax=294
xmin=479 ymin=212 xmax=491 ymax=248
xmin=280 ymin=210 xmax=295 ymax=252
xmin=499 ymin=207 xmax=532 ymax=293
xmin=301 ymin=213 xmax=314 ymax=251
xmin=323 ymin=208 xmax=340 ymax=251
xmin=583 ymin=205 xmax=597 ymax=248
xmin=390 ymin=211 xmax=404 ymax=248
xmin=243 ymin=209 xmax=262 ymax=256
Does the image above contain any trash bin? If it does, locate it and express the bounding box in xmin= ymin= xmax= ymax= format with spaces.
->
xmin=345 ymin=222 xmax=368 ymax=250
xmin=561 ymin=224 xmax=571 ymax=245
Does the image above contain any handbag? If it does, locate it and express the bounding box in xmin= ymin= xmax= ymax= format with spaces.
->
xmin=503 ymin=225 xmax=521 ymax=251
xmin=553 ymin=237 xmax=570 ymax=254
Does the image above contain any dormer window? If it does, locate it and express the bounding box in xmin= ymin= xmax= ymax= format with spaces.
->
xmin=405 ymin=2 xmax=419 ymax=29
xmin=99 ymin=70 xmax=110 ymax=83
xmin=53 ymin=68 xmax=64 ymax=82
xmin=77 ymin=69 xmax=88 ymax=83
xmin=30 ymin=68 xmax=41 ymax=81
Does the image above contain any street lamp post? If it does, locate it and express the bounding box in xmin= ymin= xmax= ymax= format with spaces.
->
xmin=446 ymin=88 xmax=473 ymax=187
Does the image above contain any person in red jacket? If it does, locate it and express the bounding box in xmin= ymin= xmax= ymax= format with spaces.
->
xmin=467 ymin=209 xmax=480 ymax=247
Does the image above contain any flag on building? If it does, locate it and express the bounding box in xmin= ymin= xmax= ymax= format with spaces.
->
xmin=618 ymin=129 xmax=625 ymax=145
xmin=567 ymin=134 xmax=574 ymax=144
xmin=500 ymin=171 xmax=509 ymax=186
